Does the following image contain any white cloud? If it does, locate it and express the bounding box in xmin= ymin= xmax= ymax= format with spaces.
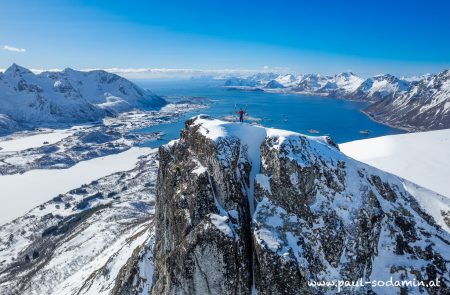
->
xmin=2 ymin=45 xmax=26 ymax=53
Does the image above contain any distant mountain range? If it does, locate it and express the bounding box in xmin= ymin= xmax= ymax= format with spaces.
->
xmin=225 ymin=70 xmax=450 ymax=131
xmin=0 ymin=64 xmax=166 ymax=134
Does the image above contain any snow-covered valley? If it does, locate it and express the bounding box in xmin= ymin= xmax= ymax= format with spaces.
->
xmin=0 ymin=128 xmax=76 ymax=152
xmin=0 ymin=147 xmax=153 ymax=224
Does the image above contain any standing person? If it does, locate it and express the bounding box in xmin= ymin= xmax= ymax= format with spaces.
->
xmin=235 ymin=108 xmax=246 ymax=123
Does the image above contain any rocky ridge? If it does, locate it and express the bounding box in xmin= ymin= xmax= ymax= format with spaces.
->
xmin=152 ymin=115 xmax=450 ymax=294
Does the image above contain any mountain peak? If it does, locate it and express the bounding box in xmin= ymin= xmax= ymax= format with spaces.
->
xmin=4 ymin=63 xmax=33 ymax=76
xmin=152 ymin=115 xmax=450 ymax=294
xmin=337 ymin=71 xmax=356 ymax=77
xmin=62 ymin=67 xmax=76 ymax=73
xmin=438 ymin=68 xmax=450 ymax=78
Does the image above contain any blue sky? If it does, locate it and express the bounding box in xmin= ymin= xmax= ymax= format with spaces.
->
xmin=1 ymin=0 xmax=450 ymax=77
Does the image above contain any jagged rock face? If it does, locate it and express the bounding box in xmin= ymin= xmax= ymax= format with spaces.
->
xmin=153 ymin=116 xmax=450 ymax=294
xmin=153 ymin=118 xmax=253 ymax=294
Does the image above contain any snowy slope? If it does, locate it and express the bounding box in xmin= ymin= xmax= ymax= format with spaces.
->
xmin=274 ymin=74 xmax=299 ymax=87
xmin=332 ymin=72 xmax=364 ymax=93
xmin=0 ymin=64 xmax=165 ymax=133
xmin=0 ymin=114 xmax=19 ymax=134
xmin=340 ymin=129 xmax=450 ymax=198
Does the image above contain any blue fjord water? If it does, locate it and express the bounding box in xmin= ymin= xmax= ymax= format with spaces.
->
xmin=135 ymin=79 xmax=404 ymax=147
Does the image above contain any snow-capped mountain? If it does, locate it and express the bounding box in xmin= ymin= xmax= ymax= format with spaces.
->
xmin=152 ymin=116 xmax=450 ymax=294
xmin=319 ymin=72 xmax=364 ymax=96
xmin=291 ymin=73 xmax=330 ymax=92
xmin=365 ymin=69 xmax=450 ymax=130
xmin=350 ymin=74 xmax=410 ymax=101
xmin=224 ymin=72 xmax=280 ymax=88
xmin=273 ymin=73 xmax=298 ymax=87
xmin=401 ymin=73 xmax=433 ymax=83
xmin=0 ymin=64 xmax=165 ymax=134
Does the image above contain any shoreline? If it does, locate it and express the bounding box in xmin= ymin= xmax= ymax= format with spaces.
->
xmin=359 ymin=109 xmax=416 ymax=133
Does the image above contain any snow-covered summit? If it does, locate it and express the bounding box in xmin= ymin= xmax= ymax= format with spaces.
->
xmin=319 ymin=72 xmax=364 ymax=95
xmin=3 ymin=63 xmax=34 ymax=77
xmin=350 ymin=74 xmax=410 ymax=101
xmin=0 ymin=64 xmax=166 ymax=134
xmin=334 ymin=72 xmax=363 ymax=92
xmin=223 ymin=72 xmax=279 ymax=88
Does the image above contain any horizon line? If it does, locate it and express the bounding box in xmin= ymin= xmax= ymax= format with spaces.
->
xmin=0 ymin=64 xmax=444 ymax=80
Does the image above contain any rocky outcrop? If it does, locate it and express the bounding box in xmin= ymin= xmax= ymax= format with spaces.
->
xmin=153 ymin=115 xmax=450 ymax=294
xmin=152 ymin=117 xmax=254 ymax=294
